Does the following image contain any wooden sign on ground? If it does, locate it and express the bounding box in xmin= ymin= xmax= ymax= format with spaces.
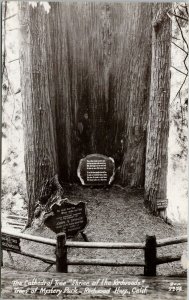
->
xmin=77 ymin=154 xmax=115 ymax=186
xmin=44 ymin=199 xmax=87 ymax=238
xmin=2 ymin=233 xmax=21 ymax=253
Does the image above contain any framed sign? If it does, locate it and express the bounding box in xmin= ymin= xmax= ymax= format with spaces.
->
xmin=44 ymin=200 xmax=87 ymax=238
xmin=77 ymin=154 xmax=115 ymax=186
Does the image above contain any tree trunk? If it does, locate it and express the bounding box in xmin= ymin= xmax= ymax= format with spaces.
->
xmin=19 ymin=3 xmax=158 ymax=221
xmin=120 ymin=3 xmax=152 ymax=187
xmin=144 ymin=3 xmax=171 ymax=218
xmin=19 ymin=3 xmax=58 ymax=224
xmin=47 ymin=3 xmax=153 ymax=185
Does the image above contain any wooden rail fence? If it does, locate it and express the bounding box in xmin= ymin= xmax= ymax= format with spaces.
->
xmin=5 ymin=214 xmax=27 ymax=230
xmin=1 ymin=229 xmax=187 ymax=276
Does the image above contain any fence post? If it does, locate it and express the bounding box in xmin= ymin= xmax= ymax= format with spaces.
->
xmin=144 ymin=235 xmax=157 ymax=276
xmin=1 ymin=249 xmax=3 ymax=267
xmin=56 ymin=232 xmax=67 ymax=273
xmin=1 ymin=224 xmax=2 ymax=267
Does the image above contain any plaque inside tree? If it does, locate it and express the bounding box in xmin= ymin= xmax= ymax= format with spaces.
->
xmin=44 ymin=199 xmax=87 ymax=238
xmin=77 ymin=154 xmax=115 ymax=186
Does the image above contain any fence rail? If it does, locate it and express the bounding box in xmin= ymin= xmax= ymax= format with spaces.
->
xmin=6 ymin=215 xmax=27 ymax=220
xmin=2 ymin=230 xmax=56 ymax=246
xmin=2 ymin=230 xmax=145 ymax=249
xmin=156 ymin=255 xmax=181 ymax=265
xmin=156 ymin=235 xmax=187 ymax=247
xmin=67 ymin=241 xmax=145 ymax=249
xmin=5 ymin=215 xmax=26 ymax=230
xmin=1 ymin=229 xmax=187 ymax=276
xmin=18 ymin=250 xmax=55 ymax=264
xmin=67 ymin=258 xmax=145 ymax=267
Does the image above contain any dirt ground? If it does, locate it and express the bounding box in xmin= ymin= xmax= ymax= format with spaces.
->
xmin=2 ymin=185 xmax=187 ymax=277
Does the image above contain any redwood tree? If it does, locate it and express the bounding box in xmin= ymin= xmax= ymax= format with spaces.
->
xmin=47 ymin=2 xmax=153 ymax=186
xmin=145 ymin=3 xmax=172 ymax=218
xmin=19 ymin=3 xmax=58 ymax=224
xmin=19 ymin=3 xmax=171 ymax=222
xmin=120 ymin=3 xmax=152 ymax=187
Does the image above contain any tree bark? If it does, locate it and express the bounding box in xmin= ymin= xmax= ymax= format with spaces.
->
xmin=19 ymin=3 xmax=161 ymax=221
xmin=144 ymin=3 xmax=171 ymax=218
xmin=120 ymin=3 xmax=152 ymax=187
xmin=19 ymin=3 xmax=58 ymax=224
xmin=47 ymin=3 xmax=152 ymax=184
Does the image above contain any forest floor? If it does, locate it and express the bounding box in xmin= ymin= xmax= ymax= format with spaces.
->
xmin=2 ymin=184 xmax=187 ymax=277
